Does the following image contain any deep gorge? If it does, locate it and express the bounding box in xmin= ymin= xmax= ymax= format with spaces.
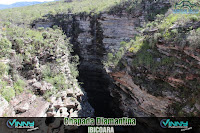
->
xmin=1 ymin=0 xmax=200 ymax=132
xmin=62 ymin=13 xmax=125 ymax=117
xmin=72 ymin=14 xmax=124 ymax=117
xmin=34 ymin=11 xmax=159 ymax=118
xmin=30 ymin=6 xmax=200 ymax=119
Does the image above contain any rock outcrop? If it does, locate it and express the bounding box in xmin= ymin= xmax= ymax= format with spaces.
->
xmin=0 ymin=25 xmax=94 ymax=118
xmin=9 ymin=0 xmax=198 ymax=118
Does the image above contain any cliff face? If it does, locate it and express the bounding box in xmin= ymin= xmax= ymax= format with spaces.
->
xmin=21 ymin=0 xmax=200 ymax=117
xmin=0 ymin=26 xmax=94 ymax=117
xmin=32 ymin=12 xmax=169 ymax=117
xmin=51 ymin=12 xmax=199 ymax=117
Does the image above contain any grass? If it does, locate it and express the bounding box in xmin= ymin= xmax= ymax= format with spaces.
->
xmin=0 ymin=63 xmax=9 ymax=77
xmin=0 ymin=0 xmax=85 ymax=100
xmin=44 ymin=74 xmax=68 ymax=90
xmin=14 ymin=79 xmax=26 ymax=95
xmin=0 ymin=37 xmax=12 ymax=58
xmin=0 ymin=81 xmax=15 ymax=102
xmin=0 ymin=0 xmax=126 ymax=26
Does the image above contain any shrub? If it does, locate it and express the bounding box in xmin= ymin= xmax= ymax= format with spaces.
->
xmin=163 ymin=30 xmax=171 ymax=40
xmin=42 ymin=65 xmax=52 ymax=78
xmin=43 ymin=88 xmax=56 ymax=100
xmin=154 ymin=33 xmax=162 ymax=41
xmin=0 ymin=63 xmax=8 ymax=77
xmin=171 ymin=29 xmax=178 ymax=35
xmin=120 ymin=41 xmax=126 ymax=47
xmin=0 ymin=81 xmax=15 ymax=102
xmin=189 ymin=15 xmax=198 ymax=22
xmin=14 ymin=79 xmax=26 ymax=95
xmin=45 ymin=74 xmax=67 ymax=90
xmin=0 ymin=37 xmax=12 ymax=58
xmin=161 ymin=57 xmax=175 ymax=65
xmin=107 ymin=53 xmax=114 ymax=61
xmin=128 ymin=47 xmax=135 ymax=52
xmin=37 ymin=27 xmax=44 ymax=31
xmin=42 ymin=32 xmax=50 ymax=39
xmin=115 ymin=51 xmax=122 ymax=60
xmin=10 ymin=54 xmax=23 ymax=70
xmin=159 ymin=14 xmax=179 ymax=31
xmin=187 ymin=28 xmax=200 ymax=49
xmin=69 ymin=64 xmax=79 ymax=78
xmin=53 ymin=25 xmax=59 ymax=30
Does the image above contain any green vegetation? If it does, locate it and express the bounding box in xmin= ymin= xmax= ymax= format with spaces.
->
xmin=0 ymin=0 xmax=127 ymax=25
xmin=0 ymin=81 xmax=15 ymax=102
xmin=0 ymin=0 xmax=199 ymax=117
xmin=69 ymin=55 xmax=79 ymax=78
xmin=1 ymin=87 xmax=15 ymax=102
xmin=130 ymin=39 xmax=176 ymax=71
xmin=0 ymin=0 xmax=90 ymax=101
xmin=44 ymin=73 xmax=67 ymax=90
xmin=14 ymin=79 xmax=26 ymax=95
xmin=0 ymin=63 xmax=9 ymax=77
xmin=187 ymin=28 xmax=200 ymax=49
xmin=105 ymin=49 xmax=125 ymax=67
xmin=0 ymin=37 xmax=12 ymax=58
xmin=104 ymin=34 xmax=176 ymax=70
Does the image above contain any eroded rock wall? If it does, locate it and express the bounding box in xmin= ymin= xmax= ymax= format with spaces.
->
xmin=48 ymin=12 xmax=172 ymax=117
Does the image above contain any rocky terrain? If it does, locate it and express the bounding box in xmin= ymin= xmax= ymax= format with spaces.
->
xmin=0 ymin=0 xmax=199 ymax=121
xmin=0 ymin=26 xmax=94 ymax=117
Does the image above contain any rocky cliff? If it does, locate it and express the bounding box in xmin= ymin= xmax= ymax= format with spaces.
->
xmin=31 ymin=0 xmax=200 ymax=117
xmin=0 ymin=0 xmax=199 ymax=119
xmin=0 ymin=26 xmax=94 ymax=117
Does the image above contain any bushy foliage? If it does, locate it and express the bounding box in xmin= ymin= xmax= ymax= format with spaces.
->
xmin=0 ymin=81 xmax=15 ymax=102
xmin=0 ymin=0 xmax=126 ymax=25
xmin=14 ymin=79 xmax=26 ymax=95
xmin=105 ymin=49 xmax=125 ymax=67
xmin=45 ymin=74 xmax=67 ymax=90
xmin=0 ymin=37 xmax=12 ymax=58
xmin=0 ymin=63 xmax=8 ymax=77
xmin=1 ymin=87 xmax=15 ymax=102
xmin=187 ymin=28 xmax=200 ymax=49
xmin=132 ymin=42 xmax=176 ymax=70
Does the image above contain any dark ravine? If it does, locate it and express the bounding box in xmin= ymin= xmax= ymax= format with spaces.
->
xmin=34 ymin=13 xmax=125 ymax=117
xmin=32 ymin=0 xmax=199 ymax=118
xmin=71 ymin=14 xmax=124 ymax=117
xmin=1 ymin=0 xmax=200 ymax=132
xmin=33 ymin=11 xmax=146 ymax=117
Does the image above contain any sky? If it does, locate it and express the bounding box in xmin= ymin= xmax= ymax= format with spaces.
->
xmin=0 ymin=0 xmax=55 ymax=5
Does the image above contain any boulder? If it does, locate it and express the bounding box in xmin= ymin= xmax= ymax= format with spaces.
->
xmin=0 ymin=96 xmax=9 ymax=116
xmin=16 ymin=97 xmax=50 ymax=117
xmin=32 ymin=81 xmax=53 ymax=95
xmin=53 ymin=97 xmax=63 ymax=109
xmin=69 ymin=109 xmax=78 ymax=117
xmin=67 ymin=88 xmax=74 ymax=97
xmin=41 ymin=81 xmax=53 ymax=94
xmin=32 ymin=82 xmax=42 ymax=89
xmin=15 ymin=102 xmax=29 ymax=113
xmin=59 ymin=107 xmax=69 ymax=117
xmin=27 ymin=78 xmax=37 ymax=85
xmin=63 ymin=98 xmax=76 ymax=109
xmin=49 ymin=97 xmax=56 ymax=104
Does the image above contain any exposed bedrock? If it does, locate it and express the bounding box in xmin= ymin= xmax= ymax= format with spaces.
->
xmin=41 ymin=12 xmax=171 ymax=117
xmin=33 ymin=5 xmax=200 ymax=117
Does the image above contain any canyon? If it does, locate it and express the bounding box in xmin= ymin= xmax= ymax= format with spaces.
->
xmin=0 ymin=0 xmax=199 ymax=125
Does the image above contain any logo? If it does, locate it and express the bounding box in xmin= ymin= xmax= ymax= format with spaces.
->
xmin=173 ymin=0 xmax=199 ymax=14
xmin=6 ymin=119 xmax=39 ymax=131
xmin=160 ymin=119 xmax=192 ymax=131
